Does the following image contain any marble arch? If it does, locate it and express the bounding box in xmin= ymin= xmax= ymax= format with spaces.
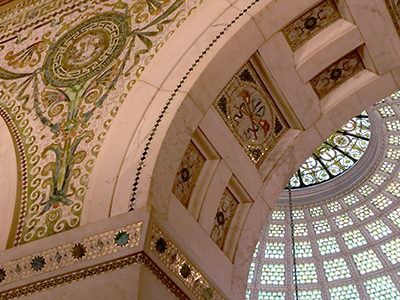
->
xmin=1 ymin=0 xmax=400 ymax=299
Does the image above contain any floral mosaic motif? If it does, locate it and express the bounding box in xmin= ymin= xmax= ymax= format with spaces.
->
xmin=172 ymin=141 xmax=206 ymax=208
xmin=310 ymin=50 xmax=365 ymax=99
xmin=0 ymin=0 xmax=203 ymax=246
xmin=213 ymin=62 xmax=288 ymax=167
xmin=210 ymin=188 xmax=239 ymax=250
xmin=114 ymin=230 xmax=130 ymax=247
xmin=149 ymin=224 xmax=224 ymax=300
xmin=0 ymin=221 xmax=142 ymax=286
xmin=282 ymin=0 xmax=341 ymax=51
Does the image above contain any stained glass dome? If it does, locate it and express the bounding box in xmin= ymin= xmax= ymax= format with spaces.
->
xmin=289 ymin=112 xmax=370 ymax=188
xmin=246 ymin=92 xmax=400 ymax=300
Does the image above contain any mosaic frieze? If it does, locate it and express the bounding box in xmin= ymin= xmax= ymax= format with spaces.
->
xmin=0 ymin=221 xmax=142 ymax=286
xmin=149 ymin=224 xmax=225 ymax=300
xmin=0 ymin=252 xmax=191 ymax=300
xmin=210 ymin=188 xmax=239 ymax=250
xmin=0 ymin=0 xmax=204 ymax=246
xmin=282 ymin=0 xmax=341 ymax=52
xmin=172 ymin=141 xmax=206 ymax=208
xmin=310 ymin=50 xmax=365 ymax=99
xmin=213 ymin=62 xmax=288 ymax=167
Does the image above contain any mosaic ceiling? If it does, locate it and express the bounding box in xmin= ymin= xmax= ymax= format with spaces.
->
xmin=0 ymin=0 xmax=203 ymax=246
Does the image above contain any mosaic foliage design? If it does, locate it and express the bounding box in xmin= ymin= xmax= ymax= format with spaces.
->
xmin=0 ymin=221 xmax=142 ymax=286
xmin=289 ymin=112 xmax=370 ymax=188
xmin=0 ymin=0 xmax=203 ymax=246
xmin=149 ymin=224 xmax=224 ymax=300
xmin=210 ymin=188 xmax=239 ymax=250
xmin=310 ymin=50 xmax=365 ymax=99
xmin=213 ymin=62 xmax=288 ymax=167
xmin=172 ymin=141 xmax=205 ymax=208
xmin=282 ymin=0 xmax=341 ymax=51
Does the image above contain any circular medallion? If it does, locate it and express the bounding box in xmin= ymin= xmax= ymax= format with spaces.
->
xmin=45 ymin=12 xmax=128 ymax=87
xmin=304 ymin=17 xmax=317 ymax=30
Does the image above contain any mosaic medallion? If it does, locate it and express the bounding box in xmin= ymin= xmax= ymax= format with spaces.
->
xmin=213 ymin=62 xmax=288 ymax=167
xmin=44 ymin=12 xmax=127 ymax=87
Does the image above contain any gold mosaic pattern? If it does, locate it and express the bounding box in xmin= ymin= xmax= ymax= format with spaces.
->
xmin=0 ymin=0 xmax=204 ymax=246
xmin=213 ymin=62 xmax=288 ymax=167
xmin=0 ymin=252 xmax=191 ymax=300
xmin=149 ymin=224 xmax=225 ymax=300
xmin=0 ymin=221 xmax=142 ymax=286
xmin=172 ymin=141 xmax=206 ymax=208
xmin=211 ymin=188 xmax=239 ymax=249
xmin=282 ymin=0 xmax=341 ymax=52
xmin=310 ymin=50 xmax=365 ymax=99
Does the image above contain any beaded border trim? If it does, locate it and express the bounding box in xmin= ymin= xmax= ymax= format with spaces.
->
xmin=129 ymin=0 xmax=261 ymax=210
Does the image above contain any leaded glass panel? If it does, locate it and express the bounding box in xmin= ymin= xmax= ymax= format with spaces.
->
xmin=272 ymin=210 xmax=285 ymax=220
xmin=343 ymin=194 xmax=359 ymax=206
xmin=318 ymin=236 xmax=340 ymax=255
xmin=352 ymin=250 xmax=383 ymax=274
xmin=323 ymin=258 xmax=351 ymax=281
xmin=358 ymin=185 xmax=374 ymax=196
xmin=294 ymin=223 xmax=308 ymax=236
xmin=312 ymin=219 xmax=331 ymax=234
xmin=334 ymin=213 xmax=353 ymax=228
xmin=295 ymin=240 xmax=313 ymax=258
xmin=297 ymin=290 xmax=322 ymax=300
xmin=364 ymin=276 xmax=400 ymax=299
xmin=370 ymin=194 xmax=392 ymax=210
xmin=388 ymin=207 xmax=400 ymax=227
xmin=329 ymin=285 xmax=360 ymax=300
xmin=297 ymin=263 xmax=318 ymax=284
xmin=327 ymin=201 xmax=342 ymax=212
xmin=365 ymin=219 xmax=392 ymax=240
xmin=258 ymin=291 xmax=285 ymax=300
xmin=260 ymin=264 xmax=285 ymax=285
xmin=380 ymin=238 xmax=400 ymax=264
xmin=268 ymin=224 xmax=285 ymax=237
xmin=378 ymin=106 xmax=395 ymax=117
xmin=342 ymin=229 xmax=367 ymax=249
xmin=387 ymin=148 xmax=400 ymax=159
xmin=248 ymin=262 xmax=255 ymax=283
xmin=264 ymin=242 xmax=285 ymax=259
xmin=381 ymin=162 xmax=396 ymax=173
xmin=386 ymin=181 xmax=400 ymax=197
xmin=386 ymin=120 xmax=400 ymax=131
xmin=370 ymin=173 xmax=386 ymax=186
xmin=353 ymin=205 xmax=374 ymax=220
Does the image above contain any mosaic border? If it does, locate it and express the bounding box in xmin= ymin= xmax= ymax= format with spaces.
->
xmin=0 ymin=221 xmax=142 ymax=286
xmin=0 ymin=252 xmax=190 ymax=300
xmin=149 ymin=223 xmax=226 ymax=300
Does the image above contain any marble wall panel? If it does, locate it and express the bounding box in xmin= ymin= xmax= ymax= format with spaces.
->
xmin=210 ymin=188 xmax=239 ymax=250
xmin=212 ymin=62 xmax=289 ymax=168
xmin=310 ymin=49 xmax=365 ymax=99
xmin=282 ymin=0 xmax=341 ymax=52
xmin=172 ymin=141 xmax=206 ymax=208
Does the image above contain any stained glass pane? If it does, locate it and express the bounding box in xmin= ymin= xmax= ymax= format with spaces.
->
xmin=272 ymin=210 xmax=285 ymax=220
xmin=293 ymin=223 xmax=308 ymax=236
xmin=352 ymin=250 xmax=383 ymax=274
xmin=329 ymin=284 xmax=360 ymax=300
xmin=295 ymin=240 xmax=313 ymax=258
xmin=258 ymin=291 xmax=285 ymax=300
xmin=389 ymin=135 xmax=400 ymax=145
xmin=342 ymin=229 xmax=367 ymax=249
xmin=327 ymin=201 xmax=342 ymax=212
xmin=297 ymin=290 xmax=322 ymax=299
xmin=387 ymin=148 xmax=400 ymax=159
xmin=260 ymin=264 xmax=285 ymax=285
xmin=289 ymin=114 xmax=370 ymax=188
xmin=343 ymin=194 xmax=359 ymax=206
xmin=358 ymin=185 xmax=374 ymax=196
xmin=381 ymin=162 xmax=396 ymax=173
xmin=364 ymin=276 xmax=400 ymax=299
xmin=264 ymin=242 xmax=284 ymax=259
xmin=246 ymin=290 xmax=251 ymax=300
xmin=380 ymin=238 xmax=400 ymax=264
xmin=309 ymin=206 xmax=324 ymax=217
xmin=318 ymin=236 xmax=340 ymax=255
xmin=365 ymin=219 xmax=392 ymax=240
xmin=353 ymin=205 xmax=374 ymax=220
xmin=370 ymin=173 xmax=386 ymax=186
xmin=334 ymin=213 xmax=354 ymax=228
xmin=268 ymin=224 xmax=285 ymax=237
xmin=386 ymin=120 xmax=400 ymax=131
xmin=253 ymin=241 xmax=260 ymax=257
xmin=248 ymin=262 xmax=255 ymax=283
xmin=378 ymin=106 xmax=395 ymax=117
xmin=312 ymin=219 xmax=331 ymax=234
xmin=297 ymin=263 xmax=318 ymax=284
xmin=292 ymin=209 xmax=305 ymax=219
xmin=323 ymin=258 xmax=351 ymax=281
xmin=388 ymin=207 xmax=400 ymax=227
xmin=370 ymin=194 xmax=392 ymax=210
xmin=386 ymin=181 xmax=400 ymax=197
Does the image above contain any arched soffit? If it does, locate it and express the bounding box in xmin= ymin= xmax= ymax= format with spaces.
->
xmin=86 ymin=0 xmax=400 ymax=298
xmin=0 ymin=108 xmax=20 ymax=251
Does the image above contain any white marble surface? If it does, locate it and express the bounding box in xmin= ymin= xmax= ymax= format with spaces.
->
xmin=0 ymin=118 xmax=17 ymax=250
